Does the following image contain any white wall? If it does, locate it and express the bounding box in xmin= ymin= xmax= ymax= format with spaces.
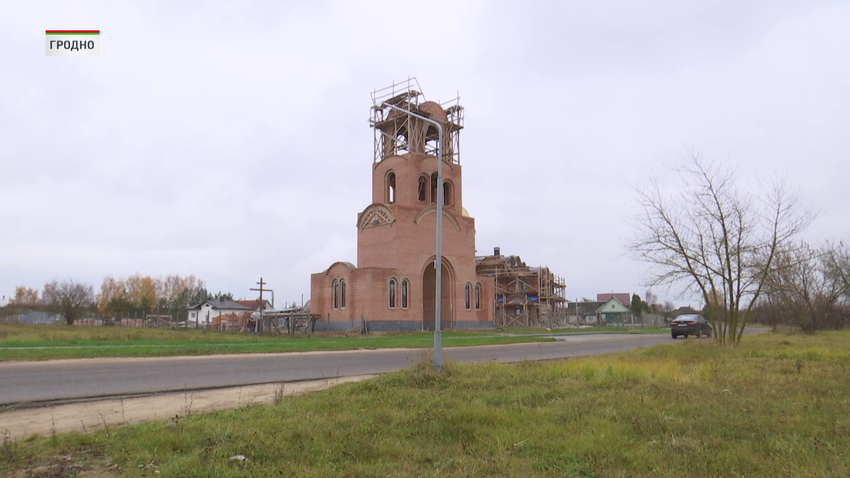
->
xmin=188 ymin=303 xmax=248 ymax=327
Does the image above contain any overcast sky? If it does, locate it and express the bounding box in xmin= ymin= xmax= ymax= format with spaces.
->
xmin=2 ymin=0 xmax=849 ymax=307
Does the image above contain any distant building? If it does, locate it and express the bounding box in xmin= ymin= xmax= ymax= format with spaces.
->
xmin=476 ymin=248 xmax=566 ymax=327
xmin=310 ymin=82 xmax=494 ymax=331
xmin=566 ymin=300 xmax=605 ymax=325
xmin=596 ymin=297 xmax=633 ymax=325
xmin=567 ymin=296 xmax=635 ymax=326
xmin=235 ymin=299 xmax=273 ymax=312
xmin=0 ymin=294 xmax=9 ymax=307
xmin=309 ymin=80 xmax=566 ymax=331
xmin=187 ymin=298 xmax=252 ymax=328
xmin=671 ymin=306 xmax=700 ymax=318
xmin=597 ymin=293 xmax=631 ymax=306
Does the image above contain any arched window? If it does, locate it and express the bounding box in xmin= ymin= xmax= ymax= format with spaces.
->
xmin=340 ymin=279 xmax=346 ymax=309
xmin=474 ymin=283 xmax=481 ymax=310
xmin=465 ymin=283 xmax=471 ymax=310
xmin=418 ymin=176 xmax=428 ymax=202
xmin=333 ymin=280 xmax=339 ymax=309
xmin=430 ymin=173 xmax=438 ymax=204
xmin=386 ymin=172 xmax=396 ymax=204
xmin=388 ymin=278 xmax=397 ymax=309
xmin=443 ymin=181 xmax=453 ymax=206
xmin=401 ymin=279 xmax=409 ymax=309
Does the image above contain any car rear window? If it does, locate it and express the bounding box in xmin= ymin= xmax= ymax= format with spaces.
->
xmin=674 ymin=315 xmax=703 ymax=322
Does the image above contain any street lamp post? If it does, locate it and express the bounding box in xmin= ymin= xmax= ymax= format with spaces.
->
xmin=381 ymin=102 xmax=444 ymax=370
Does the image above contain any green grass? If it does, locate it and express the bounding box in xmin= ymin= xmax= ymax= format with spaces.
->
xmin=4 ymin=331 xmax=850 ymax=476
xmin=0 ymin=324 xmax=553 ymax=361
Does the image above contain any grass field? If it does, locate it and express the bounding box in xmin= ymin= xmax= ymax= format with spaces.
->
xmin=3 ymin=331 xmax=849 ymax=477
xmin=0 ymin=324 xmax=554 ymax=361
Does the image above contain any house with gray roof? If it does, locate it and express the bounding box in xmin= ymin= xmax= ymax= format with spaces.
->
xmin=187 ymin=297 xmax=252 ymax=328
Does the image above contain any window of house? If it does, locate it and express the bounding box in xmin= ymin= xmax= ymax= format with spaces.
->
xmin=388 ymin=278 xmax=397 ymax=309
xmin=340 ymin=279 xmax=346 ymax=309
xmin=474 ymin=283 xmax=481 ymax=310
xmin=465 ymin=283 xmax=471 ymax=310
xmin=401 ymin=279 xmax=409 ymax=309
xmin=333 ymin=280 xmax=339 ymax=309
xmin=443 ymin=181 xmax=453 ymax=206
xmin=418 ymin=176 xmax=427 ymax=202
xmin=515 ymin=307 xmax=521 ymax=316
xmin=387 ymin=172 xmax=396 ymax=204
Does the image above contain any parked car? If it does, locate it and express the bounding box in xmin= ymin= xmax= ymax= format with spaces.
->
xmin=671 ymin=314 xmax=712 ymax=338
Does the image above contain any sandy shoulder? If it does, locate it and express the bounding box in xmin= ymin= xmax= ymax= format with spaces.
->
xmin=1 ymin=375 xmax=377 ymax=440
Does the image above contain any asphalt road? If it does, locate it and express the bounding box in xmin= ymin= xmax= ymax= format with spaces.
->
xmin=0 ymin=334 xmax=671 ymax=406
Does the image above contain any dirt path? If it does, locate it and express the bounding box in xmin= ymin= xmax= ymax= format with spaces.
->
xmin=1 ymin=375 xmax=376 ymax=440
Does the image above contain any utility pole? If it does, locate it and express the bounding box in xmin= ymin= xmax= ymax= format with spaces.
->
xmin=250 ymin=277 xmax=272 ymax=334
xmin=380 ymin=103 xmax=444 ymax=370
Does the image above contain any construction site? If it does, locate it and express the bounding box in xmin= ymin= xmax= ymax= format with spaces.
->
xmin=310 ymin=78 xmax=568 ymax=331
xmin=476 ymin=247 xmax=567 ymax=327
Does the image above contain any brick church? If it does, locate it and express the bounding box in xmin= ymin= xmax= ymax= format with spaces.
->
xmin=310 ymin=81 xmax=495 ymax=331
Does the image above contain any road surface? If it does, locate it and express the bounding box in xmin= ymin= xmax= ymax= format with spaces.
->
xmin=0 ymin=334 xmax=671 ymax=406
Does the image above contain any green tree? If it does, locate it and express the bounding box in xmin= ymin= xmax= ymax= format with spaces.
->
xmin=630 ymin=294 xmax=644 ymax=315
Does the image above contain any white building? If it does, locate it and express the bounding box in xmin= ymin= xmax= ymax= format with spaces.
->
xmin=186 ymin=298 xmax=252 ymax=328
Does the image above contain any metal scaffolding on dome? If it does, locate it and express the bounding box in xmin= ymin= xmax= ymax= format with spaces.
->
xmin=369 ymin=77 xmax=464 ymax=165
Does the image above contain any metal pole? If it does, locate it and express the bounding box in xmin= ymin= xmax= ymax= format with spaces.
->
xmin=381 ymin=103 xmax=443 ymax=370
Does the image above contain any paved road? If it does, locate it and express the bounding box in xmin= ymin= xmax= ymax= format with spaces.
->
xmin=0 ymin=334 xmax=671 ymax=406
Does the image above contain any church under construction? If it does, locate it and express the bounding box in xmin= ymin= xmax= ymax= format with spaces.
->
xmin=310 ymin=80 xmax=565 ymax=331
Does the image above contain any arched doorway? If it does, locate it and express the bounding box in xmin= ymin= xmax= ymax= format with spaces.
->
xmin=422 ymin=259 xmax=453 ymax=330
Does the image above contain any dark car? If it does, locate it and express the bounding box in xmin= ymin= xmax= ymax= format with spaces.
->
xmin=671 ymin=314 xmax=712 ymax=339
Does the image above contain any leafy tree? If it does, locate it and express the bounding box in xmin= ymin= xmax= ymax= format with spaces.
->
xmin=630 ymin=294 xmax=644 ymax=315
xmin=96 ymin=276 xmax=127 ymax=316
xmin=42 ymin=279 xmax=94 ymax=325
xmin=10 ymin=286 xmax=40 ymax=307
xmin=190 ymin=287 xmax=210 ymax=306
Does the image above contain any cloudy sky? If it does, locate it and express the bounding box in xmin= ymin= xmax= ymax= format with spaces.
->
xmin=2 ymin=0 xmax=848 ymax=307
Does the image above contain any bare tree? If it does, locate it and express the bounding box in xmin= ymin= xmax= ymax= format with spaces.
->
xmin=627 ymin=150 xmax=814 ymax=344
xmin=42 ymin=280 xmax=94 ymax=325
xmin=764 ymin=243 xmax=843 ymax=332
xmin=660 ymin=301 xmax=676 ymax=320
xmin=826 ymin=242 xmax=850 ymax=298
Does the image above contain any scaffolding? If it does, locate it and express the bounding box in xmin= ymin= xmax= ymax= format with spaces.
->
xmin=370 ymin=77 xmax=464 ymax=165
xmin=476 ymin=254 xmax=567 ymax=328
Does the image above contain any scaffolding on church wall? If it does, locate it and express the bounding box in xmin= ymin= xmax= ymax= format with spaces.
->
xmin=370 ymin=77 xmax=464 ymax=165
xmin=476 ymin=254 xmax=567 ymax=328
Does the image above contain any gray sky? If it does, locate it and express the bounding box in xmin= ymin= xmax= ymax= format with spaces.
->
xmin=2 ymin=0 xmax=849 ymax=307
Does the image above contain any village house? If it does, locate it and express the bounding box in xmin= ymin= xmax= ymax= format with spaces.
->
xmin=186 ymin=298 xmax=252 ymax=328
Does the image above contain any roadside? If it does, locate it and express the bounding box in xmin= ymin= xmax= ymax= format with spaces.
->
xmin=1 ymin=375 xmax=376 ymax=440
